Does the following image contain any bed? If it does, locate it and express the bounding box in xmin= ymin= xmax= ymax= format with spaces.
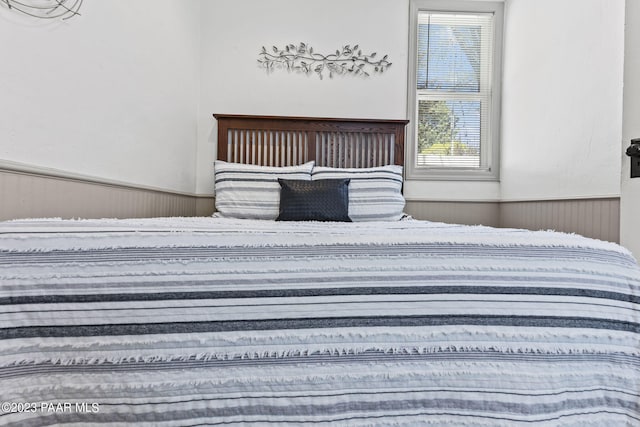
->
xmin=1 ymin=115 xmax=639 ymax=426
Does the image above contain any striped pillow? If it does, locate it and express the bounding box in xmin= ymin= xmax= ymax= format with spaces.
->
xmin=214 ymin=160 xmax=314 ymax=220
xmin=312 ymin=165 xmax=405 ymax=221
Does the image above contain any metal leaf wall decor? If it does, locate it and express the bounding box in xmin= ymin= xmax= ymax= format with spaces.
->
xmin=258 ymin=43 xmax=391 ymax=80
xmin=1 ymin=0 xmax=83 ymax=20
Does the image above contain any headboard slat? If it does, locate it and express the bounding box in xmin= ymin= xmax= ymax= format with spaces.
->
xmin=214 ymin=114 xmax=408 ymax=168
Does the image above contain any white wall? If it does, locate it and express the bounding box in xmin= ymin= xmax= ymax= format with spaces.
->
xmin=0 ymin=0 xmax=628 ymax=208
xmin=500 ymin=0 xmax=624 ymax=201
xmin=0 ymin=0 xmax=200 ymax=194
xmin=196 ymin=0 xmax=409 ymax=195
xmin=621 ymin=0 xmax=640 ymax=259
xmin=197 ymin=0 xmax=625 ymax=204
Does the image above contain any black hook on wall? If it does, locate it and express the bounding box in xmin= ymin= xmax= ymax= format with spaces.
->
xmin=626 ymin=138 xmax=640 ymax=178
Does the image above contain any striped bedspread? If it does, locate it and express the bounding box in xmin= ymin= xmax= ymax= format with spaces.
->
xmin=0 ymin=217 xmax=639 ymax=426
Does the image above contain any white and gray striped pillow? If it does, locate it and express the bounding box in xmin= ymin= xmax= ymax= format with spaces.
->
xmin=312 ymin=165 xmax=405 ymax=221
xmin=214 ymin=160 xmax=314 ymax=220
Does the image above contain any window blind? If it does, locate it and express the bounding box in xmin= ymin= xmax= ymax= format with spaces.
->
xmin=415 ymin=12 xmax=494 ymax=169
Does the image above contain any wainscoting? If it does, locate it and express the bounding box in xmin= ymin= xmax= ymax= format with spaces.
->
xmin=1 ymin=166 xmax=619 ymax=243
xmin=405 ymin=201 xmax=501 ymax=228
xmin=405 ymin=198 xmax=620 ymax=243
xmin=500 ymin=198 xmax=620 ymax=243
xmin=0 ymin=168 xmax=215 ymax=221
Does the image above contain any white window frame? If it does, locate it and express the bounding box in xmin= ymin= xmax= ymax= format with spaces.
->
xmin=407 ymin=0 xmax=504 ymax=181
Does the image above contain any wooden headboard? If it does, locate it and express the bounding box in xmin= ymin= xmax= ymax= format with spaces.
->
xmin=214 ymin=114 xmax=409 ymax=168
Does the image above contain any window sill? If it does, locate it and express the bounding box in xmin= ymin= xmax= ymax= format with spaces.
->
xmin=405 ymin=167 xmax=500 ymax=182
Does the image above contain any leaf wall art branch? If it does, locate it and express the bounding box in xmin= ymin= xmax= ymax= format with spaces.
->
xmin=258 ymin=43 xmax=391 ymax=80
xmin=1 ymin=0 xmax=83 ymax=20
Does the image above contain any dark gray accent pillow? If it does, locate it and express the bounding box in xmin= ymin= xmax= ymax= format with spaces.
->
xmin=277 ymin=178 xmax=352 ymax=222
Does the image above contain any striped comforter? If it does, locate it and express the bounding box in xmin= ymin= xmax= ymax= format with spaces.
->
xmin=0 ymin=217 xmax=639 ymax=426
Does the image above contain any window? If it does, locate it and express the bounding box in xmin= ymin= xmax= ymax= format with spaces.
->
xmin=407 ymin=0 xmax=503 ymax=181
